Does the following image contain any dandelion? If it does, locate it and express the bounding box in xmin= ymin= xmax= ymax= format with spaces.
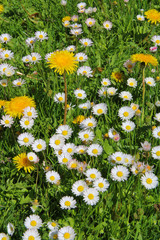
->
xmin=144 ymin=9 xmax=160 ymax=24
xmin=13 ymin=153 xmax=34 ymax=173
xmin=72 ymin=115 xmax=85 ymax=124
xmin=60 ymin=196 xmax=76 ymax=210
xmin=141 ymin=173 xmax=158 ymax=189
xmin=111 ymin=71 xmax=123 ymax=82
xmin=131 ymin=53 xmax=158 ymax=66
xmin=62 ymin=16 xmax=71 ymax=22
xmin=0 ymin=4 xmax=4 ymax=13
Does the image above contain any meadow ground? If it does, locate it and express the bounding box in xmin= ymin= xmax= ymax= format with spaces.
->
xmin=0 ymin=0 xmax=160 ymax=239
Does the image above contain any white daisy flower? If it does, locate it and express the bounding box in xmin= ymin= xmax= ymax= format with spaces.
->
xmin=80 ymin=117 xmax=97 ymax=129
xmin=54 ymin=149 xmax=63 ymax=157
xmin=46 ymin=170 xmax=61 ymax=185
xmin=75 ymin=52 xmax=88 ymax=62
xmin=85 ymin=7 xmax=93 ymax=14
xmin=61 ymin=0 xmax=67 ymax=6
xmin=87 ymin=144 xmax=103 ymax=156
xmin=0 ymin=79 xmax=8 ymax=87
xmin=12 ymin=78 xmax=25 ymax=87
xmin=71 ymin=180 xmax=88 ymax=196
xmin=54 ymin=93 xmax=65 ymax=103
xmin=107 ymin=87 xmax=117 ymax=96
xmin=92 ymin=103 xmax=107 ymax=115
xmin=122 ymin=120 xmax=135 ymax=132
xmin=57 ymin=153 xmax=72 ymax=165
xmin=45 ymin=52 xmax=54 ymax=62
xmin=66 ymin=45 xmax=76 ymax=52
xmin=155 ymin=100 xmax=160 ymax=107
xmin=103 ymin=21 xmax=112 ymax=30
xmin=130 ymin=103 xmax=139 ymax=111
xmin=49 ymin=230 xmax=58 ymax=240
xmin=47 ymin=220 xmax=59 ymax=231
xmin=63 ymin=21 xmax=70 ymax=27
xmin=67 ymin=159 xmax=79 ymax=170
xmin=127 ymin=78 xmax=137 ymax=88
xmin=1 ymin=50 xmax=14 ymax=60
xmin=74 ymin=89 xmax=87 ymax=99
xmin=35 ymin=31 xmax=48 ymax=41
xmin=0 ymin=233 xmax=9 ymax=240
xmin=77 ymin=162 xmax=87 ymax=173
xmin=4 ymin=66 xmax=15 ymax=77
xmin=23 ymin=107 xmax=38 ymax=119
xmin=24 ymin=214 xmax=42 ymax=229
xmin=27 ymin=152 xmax=38 ymax=163
xmin=71 ymin=15 xmax=78 ymax=22
xmin=22 ymin=229 xmax=41 ymax=240
xmin=20 ymin=117 xmax=34 ymax=130
xmin=151 ymin=35 xmax=160 ymax=46
xmin=141 ymin=173 xmax=158 ymax=189
xmin=26 ymin=37 xmax=36 ymax=46
xmin=77 ymin=66 xmax=93 ymax=78
xmin=119 ymin=91 xmax=133 ymax=101
xmin=79 ymin=38 xmax=93 ymax=47
xmin=0 ymin=33 xmax=12 ymax=43
xmin=77 ymin=2 xmax=86 ymax=9
xmin=152 ymin=146 xmax=160 ymax=159
xmin=93 ymin=178 xmax=110 ymax=192
xmin=7 ymin=223 xmax=15 ymax=236
xmin=78 ymin=8 xmax=85 ymax=13
xmin=111 ymin=165 xmax=129 ymax=182
xmin=30 ymin=52 xmax=42 ymax=64
xmin=56 ymin=125 xmax=73 ymax=139
xmin=70 ymin=23 xmax=82 ymax=28
xmin=154 ymin=113 xmax=160 ymax=122
xmin=62 ymin=143 xmax=76 ymax=155
xmin=123 ymin=154 xmax=133 ymax=165
xmin=85 ymin=18 xmax=96 ymax=27
xmin=110 ymin=152 xmax=125 ymax=164
xmin=145 ymin=77 xmax=156 ymax=87
xmin=78 ymin=130 xmax=95 ymax=142
xmin=118 ymin=106 xmax=135 ymax=121
xmin=17 ymin=132 xmax=34 ymax=147
xmin=60 ymin=196 xmax=76 ymax=210
xmin=85 ymin=168 xmax=101 ymax=181
xmin=70 ymin=28 xmax=83 ymax=36
xmin=152 ymin=126 xmax=160 ymax=139
xmin=137 ymin=15 xmax=145 ymax=21
xmin=0 ymin=115 xmax=14 ymax=128
xmin=49 ymin=134 xmax=65 ymax=150
xmin=75 ymin=145 xmax=87 ymax=154
xmin=78 ymin=101 xmax=91 ymax=110
xmin=83 ymin=188 xmax=99 ymax=206
xmin=101 ymin=78 xmax=111 ymax=86
xmin=32 ymin=139 xmax=46 ymax=152
xmin=22 ymin=55 xmax=32 ymax=63
xmin=98 ymin=87 xmax=107 ymax=97
xmin=58 ymin=226 xmax=76 ymax=240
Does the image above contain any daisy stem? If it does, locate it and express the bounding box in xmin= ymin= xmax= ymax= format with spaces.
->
xmin=142 ymin=67 xmax=145 ymax=124
xmin=35 ymin=165 xmax=39 ymax=199
xmin=63 ymin=71 xmax=67 ymax=125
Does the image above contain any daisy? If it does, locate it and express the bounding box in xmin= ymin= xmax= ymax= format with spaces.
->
xmin=78 ymin=8 xmax=85 ymax=13
xmin=0 ymin=33 xmax=12 ymax=43
xmin=32 ymin=139 xmax=46 ymax=152
xmin=71 ymin=15 xmax=78 ymax=22
xmin=30 ymin=52 xmax=42 ymax=64
xmin=103 ymin=21 xmax=112 ymax=30
xmin=20 ymin=117 xmax=34 ymax=130
xmin=66 ymin=45 xmax=76 ymax=52
xmin=78 ymin=130 xmax=95 ymax=142
xmin=75 ymin=145 xmax=87 ymax=154
xmin=78 ymin=101 xmax=91 ymax=110
xmin=74 ymin=89 xmax=86 ymax=99
xmin=154 ymin=113 xmax=160 ymax=122
xmin=0 ymin=115 xmax=14 ymax=128
xmin=58 ymin=153 xmax=72 ymax=165
xmin=61 ymin=0 xmax=67 ymax=6
xmin=17 ymin=132 xmax=34 ymax=147
xmin=62 ymin=143 xmax=76 ymax=155
xmin=80 ymin=117 xmax=97 ymax=129
xmin=145 ymin=77 xmax=156 ymax=86
xmin=85 ymin=18 xmax=96 ymax=27
xmin=77 ymin=2 xmax=86 ymax=9
xmin=24 ymin=214 xmax=42 ymax=229
xmin=7 ymin=223 xmax=15 ymax=236
xmin=4 ymin=66 xmax=15 ymax=77
xmin=101 ymin=78 xmax=111 ymax=86
xmin=92 ymin=103 xmax=107 ymax=115
xmin=23 ymin=107 xmax=38 ymax=119
xmin=46 ymin=170 xmax=61 ymax=185
xmin=93 ymin=178 xmax=110 ymax=192
xmin=87 ymin=144 xmax=103 ymax=156
xmin=85 ymin=7 xmax=93 ymax=14
xmin=70 ymin=23 xmax=82 ymax=28
xmin=151 ymin=35 xmax=160 ymax=46
xmin=98 ymin=87 xmax=107 ymax=97
xmin=22 ymin=229 xmax=41 ymax=240
xmin=75 ymin=52 xmax=88 ymax=62
xmin=152 ymin=126 xmax=160 ymax=139
xmin=27 ymin=152 xmax=39 ymax=163
xmin=67 ymin=159 xmax=79 ymax=170
xmin=130 ymin=103 xmax=139 ymax=111
xmin=118 ymin=106 xmax=135 ymax=121
xmin=63 ymin=21 xmax=70 ymax=27
xmin=0 ymin=233 xmax=9 ymax=240
xmin=71 ymin=180 xmax=88 ymax=196
xmin=108 ymin=128 xmax=118 ymax=139
xmin=137 ymin=15 xmax=145 ymax=21
xmin=0 ymin=63 xmax=14 ymax=74
xmin=140 ymin=141 xmax=151 ymax=151
xmin=26 ymin=37 xmax=36 ymax=46
xmin=54 ymin=93 xmax=65 ymax=103
xmin=110 ymin=152 xmax=125 ymax=164
xmin=49 ymin=134 xmax=65 ymax=150
xmin=111 ymin=165 xmax=129 ymax=182
xmin=123 ymin=60 xmax=135 ymax=71
xmin=22 ymin=55 xmax=32 ymax=63
xmin=0 ymin=79 xmax=8 ymax=87
xmin=49 ymin=230 xmax=58 ymax=239
xmin=150 ymin=46 xmax=157 ymax=52
xmin=85 ymin=168 xmax=101 ymax=181
xmin=58 ymin=226 xmax=76 ymax=240
xmin=141 ymin=173 xmax=158 ymax=189
xmin=122 ymin=120 xmax=135 ymax=132
xmin=45 ymin=52 xmax=54 ymax=62
xmin=123 ymin=154 xmax=133 ymax=165
xmin=60 ymin=196 xmax=76 ymax=210
xmin=35 ymin=31 xmax=48 ymax=41
xmin=77 ymin=66 xmax=93 ymax=78
xmin=47 ymin=221 xmax=59 ymax=231
xmin=107 ymin=87 xmax=117 ymax=96
xmin=56 ymin=125 xmax=73 ymax=139
xmin=77 ymin=162 xmax=87 ymax=173
xmin=83 ymin=188 xmax=99 ymax=206
xmin=119 ymin=91 xmax=133 ymax=101
xmin=1 ymin=50 xmax=14 ymax=60
xmin=127 ymin=78 xmax=137 ymax=88
xmin=12 ymin=78 xmax=25 ymax=87
xmin=79 ymin=38 xmax=93 ymax=47
xmin=70 ymin=28 xmax=83 ymax=36
xmin=155 ymin=100 xmax=160 ymax=107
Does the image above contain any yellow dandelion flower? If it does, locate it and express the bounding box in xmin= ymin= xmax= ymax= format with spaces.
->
xmin=111 ymin=71 xmax=123 ymax=82
xmin=13 ymin=153 xmax=34 ymax=173
xmin=0 ymin=4 xmax=4 ymax=13
xmin=62 ymin=16 xmax=71 ymax=22
xmin=145 ymin=9 xmax=160 ymax=24
xmin=72 ymin=115 xmax=85 ymax=124
xmin=0 ymin=100 xmax=6 ymax=108
xmin=4 ymin=96 xmax=36 ymax=118
xmin=131 ymin=53 xmax=158 ymax=66
xmin=48 ymin=50 xmax=78 ymax=75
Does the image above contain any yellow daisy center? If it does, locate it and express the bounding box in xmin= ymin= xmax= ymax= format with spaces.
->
xmin=126 ymin=125 xmax=131 ymax=130
xmin=64 ymin=233 xmax=70 ymax=239
xmin=71 ymin=163 xmax=77 ymax=168
xmin=53 ymin=234 xmax=58 ymax=239
xmin=156 ymin=40 xmax=160 ymax=44
xmin=77 ymin=186 xmax=84 ymax=192
xmin=28 ymin=236 xmax=35 ymax=240
xmin=117 ymin=171 xmax=123 ymax=177
xmin=89 ymin=21 xmax=93 ymax=25
xmin=84 ymin=134 xmax=89 ymax=139
xmin=32 ymin=56 xmax=37 ymax=61
xmin=37 ymin=144 xmax=42 ymax=149
xmin=2 ymin=237 xmax=7 ymax=240
xmin=97 ymin=109 xmax=103 ymax=114
xmin=123 ymin=112 xmax=129 ymax=117
xmin=2 ymin=82 xmax=6 ymax=86
xmin=30 ymin=220 xmax=37 ymax=227
xmin=79 ymin=149 xmax=84 ymax=153
xmin=5 ymin=54 xmax=9 ymax=58
xmin=147 ymin=81 xmax=151 ymax=85
xmin=67 ymin=148 xmax=73 ymax=153
xmin=17 ymin=82 xmax=22 ymax=86
xmin=39 ymin=34 xmax=43 ymax=39
xmin=4 ymin=37 xmax=8 ymax=41
xmin=24 ymin=120 xmax=30 ymax=125
xmin=79 ymin=56 xmax=83 ymax=60
xmin=51 ymin=222 xmax=57 ymax=227
xmin=50 ymin=176 xmax=55 ymax=181
xmin=123 ymin=95 xmax=128 ymax=99
xmin=27 ymin=112 xmax=32 ymax=116
xmin=83 ymin=71 xmax=87 ymax=74
xmin=156 ymin=151 xmax=160 ymax=156
xmin=88 ymin=122 xmax=93 ymax=127
xmin=105 ymin=24 xmax=109 ymax=28
xmin=58 ymin=97 xmax=63 ymax=101
xmin=146 ymin=178 xmax=152 ymax=184
xmin=90 ymin=173 xmax=96 ymax=179
xmin=4 ymin=120 xmax=10 ymax=124
xmin=98 ymin=182 xmax=104 ymax=188
xmin=132 ymin=106 xmax=137 ymax=110
xmin=125 ymin=158 xmax=129 ymax=163
xmin=116 ymin=157 xmax=122 ymax=161
xmin=84 ymin=42 xmax=88 ymax=46
xmin=92 ymin=149 xmax=98 ymax=154
xmin=78 ymin=93 xmax=82 ymax=97
xmin=55 ymin=140 xmax=61 ymax=145
xmin=88 ymin=193 xmax=94 ymax=200
xmin=157 ymin=132 xmax=160 ymax=136
xmin=65 ymin=201 xmax=71 ymax=206
xmin=23 ymin=137 xmax=29 ymax=143
xmin=62 ymin=158 xmax=68 ymax=163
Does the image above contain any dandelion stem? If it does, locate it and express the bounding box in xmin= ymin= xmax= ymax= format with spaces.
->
xmin=142 ymin=67 xmax=145 ymax=123
xmin=63 ymin=71 xmax=67 ymax=124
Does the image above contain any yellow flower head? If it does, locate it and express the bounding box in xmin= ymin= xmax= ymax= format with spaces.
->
xmin=72 ymin=115 xmax=85 ymax=124
xmin=62 ymin=16 xmax=71 ymax=22
xmin=13 ymin=153 xmax=34 ymax=173
xmin=4 ymin=96 xmax=36 ymax=118
xmin=0 ymin=4 xmax=4 ymax=13
xmin=111 ymin=71 xmax=123 ymax=82
xmin=48 ymin=50 xmax=78 ymax=75
xmin=131 ymin=53 xmax=158 ymax=66
xmin=0 ymin=100 xmax=6 ymax=108
xmin=145 ymin=9 xmax=160 ymax=24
